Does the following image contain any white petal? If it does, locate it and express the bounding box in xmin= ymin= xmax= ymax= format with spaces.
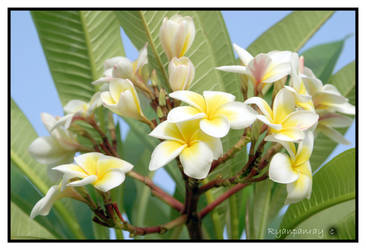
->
xmin=273 ymin=88 xmax=296 ymax=123
xmin=97 ymin=154 xmax=134 ymax=175
xmin=317 ymin=124 xmax=351 ymax=145
xmin=197 ymin=132 xmax=223 ymax=160
xmin=104 ymin=56 xmax=125 ymax=71
xmin=216 ymin=65 xmax=248 ymax=74
xmin=268 ymin=50 xmax=292 ymax=65
xmin=257 ymin=115 xmax=282 ymax=130
xmin=30 ymin=185 xmax=62 ymax=219
xmin=179 ymin=141 xmax=214 ymax=179
xmin=302 ymin=76 xmax=323 ymax=96
xmin=200 ymin=117 xmax=230 ymax=138
xmin=282 ymin=110 xmax=319 ymax=131
xmin=67 ymin=175 xmax=98 ymax=187
xmin=94 ymin=170 xmax=126 ymax=192
xmin=203 ymin=91 xmax=236 ymax=113
xmin=296 ymin=131 xmax=314 ymax=165
xmin=265 ymin=135 xmax=296 ymax=159
xmin=332 ymin=102 xmax=355 ymax=115
xmin=216 ymin=102 xmax=257 ymax=129
xmin=269 ymin=153 xmax=298 ymax=184
xmin=28 ymin=136 xmax=74 ymax=165
xmin=64 ymin=100 xmax=87 ymax=115
xmin=148 ymin=121 xmax=183 ymax=142
xmin=245 ymin=97 xmax=273 ymax=119
xmin=286 ymin=162 xmax=312 ymax=204
xmin=262 ymin=63 xmax=291 ymax=83
xmin=233 ymin=43 xmax=253 ymax=65
xmin=167 ymin=106 xmax=205 ymax=123
xmin=52 ymin=163 xmax=87 ymax=179
xmin=319 ymin=113 xmax=353 ymax=128
xmin=169 ymin=90 xmax=206 ymax=110
xmin=40 ymin=112 xmax=57 ymax=132
xmin=149 ymin=141 xmax=186 ymax=171
xmin=74 ymin=152 xmax=103 ymax=172
xmin=247 ymin=53 xmax=272 ymax=84
xmin=269 ymin=128 xmax=305 ymax=142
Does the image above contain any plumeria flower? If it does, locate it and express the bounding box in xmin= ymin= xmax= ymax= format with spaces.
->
xmin=167 ymin=90 xmax=257 ymax=138
xmin=30 ymin=184 xmax=87 ymax=219
xmin=53 ymin=152 xmax=134 ymax=192
xmin=53 ymin=92 xmax=103 ymax=130
xmin=303 ymin=75 xmax=355 ymax=115
xmin=101 ymin=78 xmax=147 ymax=121
xmin=149 ymin=120 xmax=222 ymax=179
xmin=268 ymin=132 xmax=314 ymax=204
xmin=92 ymin=44 xmax=148 ymax=86
xmin=29 ymin=113 xmax=80 ymax=179
xmin=216 ymin=44 xmax=292 ymax=91
xmin=245 ymin=88 xmax=318 ymax=142
xmin=284 ymin=53 xmax=314 ymax=111
xmin=160 ymin=14 xmax=195 ymax=60
xmin=168 ymin=56 xmax=195 ymax=91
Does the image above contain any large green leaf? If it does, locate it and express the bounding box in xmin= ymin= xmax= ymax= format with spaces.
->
xmin=31 ymin=11 xmax=125 ymax=105
xmin=301 ymin=38 xmax=346 ymax=83
xmin=247 ymin=11 xmax=334 ymax=54
xmin=310 ymin=62 xmax=355 ymax=171
xmin=11 ymin=202 xmax=56 ymax=240
xmin=11 ymin=99 xmax=86 ymax=239
xmin=279 ymin=148 xmax=355 ymax=240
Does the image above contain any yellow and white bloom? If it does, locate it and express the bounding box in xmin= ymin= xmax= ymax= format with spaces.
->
xmin=160 ymin=15 xmax=195 ymax=60
xmin=30 ymin=184 xmax=86 ymax=219
xmin=168 ymin=90 xmax=257 ymax=138
xmin=303 ymin=75 xmax=355 ymax=115
xmin=92 ymin=44 xmax=148 ymax=86
xmin=29 ymin=113 xmax=79 ymax=167
xmin=53 ymin=152 xmax=133 ymax=192
xmin=168 ymin=56 xmax=195 ymax=91
xmin=245 ymin=88 xmax=318 ymax=142
xmin=284 ymin=53 xmax=314 ymax=111
xmin=269 ymin=132 xmax=314 ymax=204
xmin=101 ymin=78 xmax=146 ymax=121
xmin=149 ymin=120 xmax=222 ymax=179
xmin=216 ymin=44 xmax=292 ymax=90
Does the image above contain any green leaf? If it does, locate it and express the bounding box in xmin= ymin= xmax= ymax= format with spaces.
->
xmin=11 ymin=99 xmax=85 ymax=239
xmin=279 ymin=148 xmax=355 ymax=240
xmin=11 ymin=202 xmax=56 ymax=240
xmin=247 ymin=11 xmax=334 ymax=54
xmin=31 ymin=11 xmax=125 ymax=105
xmin=310 ymin=62 xmax=355 ymax=171
xmin=301 ymin=39 xmax=346 ymax=83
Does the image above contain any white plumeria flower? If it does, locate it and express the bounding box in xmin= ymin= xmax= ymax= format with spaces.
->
xmin=53 ymin=92 xmax=103 ymax=130
xmin=29 ymin=113 xmax=79 ymax=168
xmin=101 ymin=78 xmax=146 ymax=121
xmin=284 ymin=53 xmax=314 ymax=111
xmin=303 ymin=75 xmax=355 ymax=115
xmin=167 ymin=90 xmax=257 ymax=138
xmin=92 ymin=44 xmax=148 ymax=86
xmin=317 ymin=111 xmax=353 ymax=145
xmin=269 ymin=132 xmax=314 ymax=204
xmin=216 ymin=44 xmax=292 ymax=90
xmin=168 ymin=56 xmax=195 ymax=91
xmin=53 ymin=152 xmax=134 ymax=192
xmin=160 ymin=14 xmax=195 ymax=60
xmin=30 ymin=184 xmax=86 ymax=219
xmin=149 ymin=120 xmax=222 ymax=179
xmin=245 ymin=88 xmax=318 ymax=142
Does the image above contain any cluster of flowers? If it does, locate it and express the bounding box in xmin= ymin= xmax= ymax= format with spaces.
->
xmin=28 ymin=14 xmax=355 ymax=219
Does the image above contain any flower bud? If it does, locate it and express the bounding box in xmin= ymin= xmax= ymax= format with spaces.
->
xmin=168 ymin=57 xmax=195 ymax=91
xmin=159 ymin=15 xmax=195 ymax=60
xmin=111 ymin=57 xmax=134 ymax=79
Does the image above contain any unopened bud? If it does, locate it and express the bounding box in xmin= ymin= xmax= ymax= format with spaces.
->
xmin=151 ymin=70 xmax=158 ymax=86
xmin=159 ymin=15 xmax=195 ymax=60
xmin=168 ymin=57 xmax=195 ymax=91
xmin=158 ymin=89 xmax=167 ymax=106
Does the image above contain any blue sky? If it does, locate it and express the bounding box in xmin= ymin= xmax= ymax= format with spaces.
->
xmin=11 ymin=10 xmax=356 ymax=207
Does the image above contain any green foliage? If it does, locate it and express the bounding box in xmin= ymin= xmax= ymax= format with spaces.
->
xmin=11 ymin=10 xmax=355 ymax=240
xmin=279 ymin=148 xmax=355 ymax=239
xmin=31 ymin=11 xmax=125 ymax=105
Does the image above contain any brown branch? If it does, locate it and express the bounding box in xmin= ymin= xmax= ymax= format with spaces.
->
xmin=209 ymin=135 xmax=249 ymax=173
xmin=199 ymin=182 xmax=251 ymax=219
xmin=127 ymin=171 xmax=184 ymax=212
